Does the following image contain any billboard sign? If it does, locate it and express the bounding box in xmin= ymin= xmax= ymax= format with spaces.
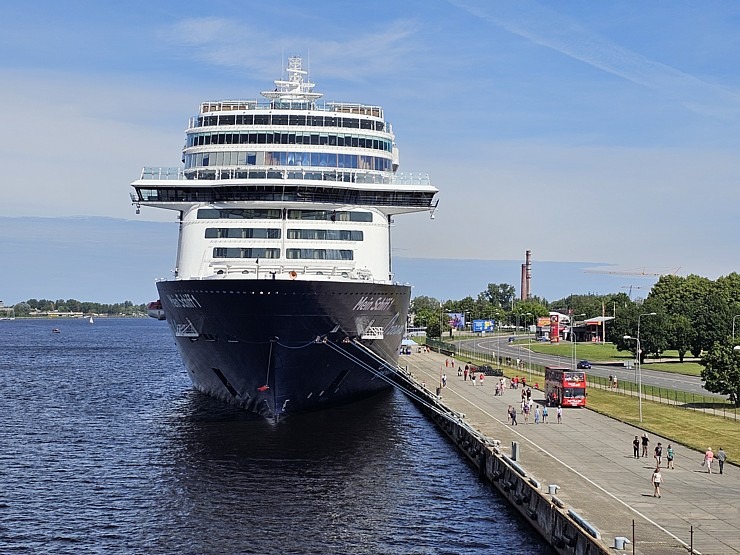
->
xmin=447 ymin=312 xmax=465 ymax=330
xmin=550 ymin=314 xmax=560 ymax=342
xmin=472 ymin=319 xmax=495 ymax=333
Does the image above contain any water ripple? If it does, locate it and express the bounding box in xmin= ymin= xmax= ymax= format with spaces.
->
xmin=0 ymin=318 xmax=552 ymax=554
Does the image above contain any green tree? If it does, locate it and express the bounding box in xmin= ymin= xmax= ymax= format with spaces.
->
xmin=700 ymin=340 xmax=740 ymax=406
xmin=425 ymin=318 xmax=442 ymax=338
xmin=13 ymin=302 xmax=31 ymax=316
xmin=410 ymin=296 xmax=441 ymax=312
xmin=483 ymin=283 xmax=516 ymax=309
xmin=665 ymin=313 xmax=695 ymax=362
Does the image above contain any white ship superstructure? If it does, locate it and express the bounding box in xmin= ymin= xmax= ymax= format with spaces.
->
xmin=133 ymin=57 xmax=436 ymax=285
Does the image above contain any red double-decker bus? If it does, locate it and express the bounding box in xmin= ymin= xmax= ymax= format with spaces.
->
xmin=544 ymin=367 xmax=587 ymax=407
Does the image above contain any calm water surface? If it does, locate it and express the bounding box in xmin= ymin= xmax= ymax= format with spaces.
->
xmin=0 ymin=318 xmax=553 ymax=554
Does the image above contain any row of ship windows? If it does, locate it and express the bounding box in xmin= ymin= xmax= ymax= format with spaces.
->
xmin=197 ymin=114 xmax=383 ymax=131
xmin=214 ymin=248 xmax=353 ymax=260
xmin=205 ymin=228 xmax=364 ymax=241
xmin=197 ymin=209 xmax=373 ymax=222
xmin=187 ymin=132 xmax=391 ymax=152
xmin=184 ymin=151 xmax=392 ymax=172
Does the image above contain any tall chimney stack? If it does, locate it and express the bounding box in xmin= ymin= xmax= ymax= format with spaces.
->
xmin=521 ymin=264 xmax=527 ymax=300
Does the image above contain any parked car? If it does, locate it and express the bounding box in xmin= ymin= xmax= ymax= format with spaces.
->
xmin=577 ymin=360 xmax=592 ymax=369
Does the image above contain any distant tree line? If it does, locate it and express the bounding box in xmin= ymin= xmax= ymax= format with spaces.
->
xmin=412 ymin=273 xmax=740 ymax=406
xmin=12 ymin=298 xmax=146 ymax=316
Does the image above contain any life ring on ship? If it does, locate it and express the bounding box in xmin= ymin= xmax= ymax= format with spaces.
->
xmin=289 ymin=271 xmax=297 ymax=279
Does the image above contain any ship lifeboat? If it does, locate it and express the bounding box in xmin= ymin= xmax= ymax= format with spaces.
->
xmin=146 ymin=300 xmax=166 ymax=320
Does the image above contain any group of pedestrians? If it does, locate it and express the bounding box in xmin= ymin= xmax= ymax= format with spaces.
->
xmin=507 ymin=402 xmax=561 ymax=425
xmin=635 ymin=433 xmax=730 ymax=498
xmin=703 ymin=447 xmax=728 ymax=474
xmin=460 ymin=363 xmax=485 ymax=386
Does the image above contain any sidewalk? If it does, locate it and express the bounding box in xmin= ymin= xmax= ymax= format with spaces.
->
xmin=403 ymin=350 xmax=739 ymax=554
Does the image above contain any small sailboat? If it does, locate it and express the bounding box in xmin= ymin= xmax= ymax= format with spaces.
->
xmin=89 ymin=315 xmax=94 ymax=324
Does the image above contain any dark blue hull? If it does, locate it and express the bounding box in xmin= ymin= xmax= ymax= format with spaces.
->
xmin=157 ymin=279 xmax=410 ymax=419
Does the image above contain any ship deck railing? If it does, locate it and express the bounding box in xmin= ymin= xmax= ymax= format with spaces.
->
xmin=137 ymin=167 xmax=430 ymax=186
xmin=204 ymin=263 xmax=373 ymax=281
xmin=194 ymin=100 xmax=383 ymax=121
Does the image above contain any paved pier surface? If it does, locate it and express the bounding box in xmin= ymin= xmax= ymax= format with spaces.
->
xmin=402 ymin=349 xmax=739 ymax=554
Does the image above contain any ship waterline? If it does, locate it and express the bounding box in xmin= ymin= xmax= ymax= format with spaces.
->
xmin=158 ymin=279 xmax=410 ymax=418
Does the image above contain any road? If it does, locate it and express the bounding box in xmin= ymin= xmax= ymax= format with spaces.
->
xmin=455 ymin=335 xmax=720 ymax=398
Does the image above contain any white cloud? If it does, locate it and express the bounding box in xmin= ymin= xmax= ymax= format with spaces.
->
xmin=0 ymin=69 xmax=196 ymax=220
xmin=450 ymin=0 xmax=740 ymax=119
xmin=159 ymin=17 xmax=419 ymax=83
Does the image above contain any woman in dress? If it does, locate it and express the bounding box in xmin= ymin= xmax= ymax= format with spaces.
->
xmin=651 ymin=467 xmax=663 ymax=498
xmin=704 ymin=448 xmax=714 ymax=474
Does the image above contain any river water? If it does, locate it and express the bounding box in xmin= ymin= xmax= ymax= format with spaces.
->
xmin=0 ymin=318 xmax=553 ymax=554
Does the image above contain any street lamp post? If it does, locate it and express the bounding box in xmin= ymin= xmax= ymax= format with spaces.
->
xmin=732 ymin=315 xmax=740 ymax=341
xmin=571 ymin=313 xmax=586 ymax=371
xmin=623 ymin=335 xmax=640 ymax=420
xmin=626 ymin=311 xmax=657 ymax=422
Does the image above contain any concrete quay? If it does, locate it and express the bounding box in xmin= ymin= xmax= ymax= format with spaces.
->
xmin=401 ymin=349 xmax=739 ymax=554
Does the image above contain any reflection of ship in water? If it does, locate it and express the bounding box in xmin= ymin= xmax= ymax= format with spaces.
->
xmin=164 ymin=387 xmax=409 ymax=481
xmin=130 ymin=57 xmax=438 ymax=420
xmin=146 ymin=300 xmax=166 ymax=320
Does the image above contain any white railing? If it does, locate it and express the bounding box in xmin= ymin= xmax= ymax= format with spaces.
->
xmin=137 ymin=166 xmax=430 ymax=186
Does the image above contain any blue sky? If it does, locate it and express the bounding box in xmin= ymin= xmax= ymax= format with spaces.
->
xmin=2 ymin=1 xmax=740 ymax=304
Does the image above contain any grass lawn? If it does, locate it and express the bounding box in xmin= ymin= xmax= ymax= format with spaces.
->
xmin=527 ymin=341 xmax=630 ymax=361
xmin=643 ymin=361 xmax=703 ymax=376
xmin=586 ymin=388 xmax=740 ymax=455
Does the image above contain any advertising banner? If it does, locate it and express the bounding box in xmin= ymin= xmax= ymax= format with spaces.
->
xmin=550 ymin=314 xmax=560 ymax=342
xmin=447 ymin=312 xmax=465 ymax=330
xmin=472 ymin=319 xmax=495 ymax=333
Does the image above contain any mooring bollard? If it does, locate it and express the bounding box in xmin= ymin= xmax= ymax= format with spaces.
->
xmin=511 ymin=441 xmax=520 ymax=461
xmin=548 ymin=484 xmax=559 ymax=495
xmin=614 ymin=537 xmax=630 ymax=550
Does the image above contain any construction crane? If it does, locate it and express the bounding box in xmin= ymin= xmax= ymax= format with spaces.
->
xmin=584 ymin=267 xmax=680 ymax=277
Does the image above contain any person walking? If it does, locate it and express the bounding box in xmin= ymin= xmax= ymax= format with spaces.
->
xmin=654 ymin=442 xmax=663 ymax=467
xmin=534 ymin=405 xmax=541 ymax=424
xmin=463 ymin=367 xmax=468 ymax=381
xmin=704 ymin=447 xmax=714 ymax=474
xmin=651 ymin=466 xmax=663 ymax=498
xmin=478 ymin=372 xmax=484 ymax=387
xmin=641 ymin=433 xmax=650 ymax=458
xmin=716 ymin=447 xmax=727 ymax=475
xmin=666 ymin=444 xmax=675 ymax=469
xmin=556 ymin=405 xmax=563 ymax=424
xmin=633 ymin=436 xmax=640 ymax=459
xmin=510 ymin=405 xmax=518 ymax=426
xmin=542 ymin=405 xmax=548 ymax=424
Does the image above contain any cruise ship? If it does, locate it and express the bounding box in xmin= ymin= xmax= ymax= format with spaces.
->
xmin=130 ymin=57 xmax=438 ymax=419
